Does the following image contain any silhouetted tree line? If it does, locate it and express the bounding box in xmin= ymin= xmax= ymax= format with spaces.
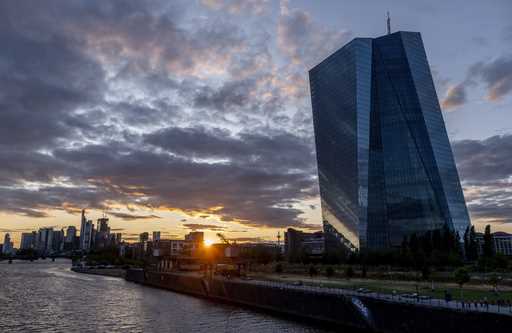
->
xmin=321 ymin=225 xmax=465 ymax=268
xmin=463 ymin=225 xmax=479 ymax=261
xmin=286 ymin=224 xmax=510 ymax=272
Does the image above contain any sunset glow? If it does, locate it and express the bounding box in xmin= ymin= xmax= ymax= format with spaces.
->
xmin=1 ymin=1 xmax=511 ymax=248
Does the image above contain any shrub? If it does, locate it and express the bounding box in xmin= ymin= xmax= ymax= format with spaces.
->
xmin=325 ymin=266 xmax=335 ymax=278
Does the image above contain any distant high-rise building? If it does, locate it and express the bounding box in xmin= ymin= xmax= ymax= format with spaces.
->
xmin=153 ymin=231 xmax=161 ymax=242
xmin=2 ymin=233 xmax=14 ymax=255
xmin=79 ymin=210 xmax=95 ymax=252
xmin=97 ymin=217 xmax=110 ymax=233
xmin=95 ymin=217 xmax=111 ymax=249
xmin=63 ymin=226 xmax=78 ymax=251
xmin=65 ymin=226 xmax=77 ymax=243
xmin=20 ymin=232 xmax=37 ymax=250
xmin=36 ymin=228 xmax=54 ymax=255
xmin=309 ymin=31 xmax=471 ymax=250
xmin=52 ymin=229 xmax=64 ymax=252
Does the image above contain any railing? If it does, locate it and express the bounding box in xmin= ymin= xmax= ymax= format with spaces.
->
xmin=241 ymin=278 xmax=512 ymax=315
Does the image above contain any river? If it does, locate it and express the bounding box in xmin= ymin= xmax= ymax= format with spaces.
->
xmin=0 ymin=259 xmax=337 ymax=332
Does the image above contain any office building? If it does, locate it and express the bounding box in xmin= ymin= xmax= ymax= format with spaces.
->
xmin=20 ymin=232 xmax=37 ymax=250
xmin=476 ymin=232 xmax=512 ymax=256
xmin=153 ymin=231 xmax=161 ymax=242
xmin=95 ymin=216 xmax=111 ymax=249
xmin=52 ymin=229 xmax=64 ymax=252
xmin=36 ymin=228 xmax=54 ymax=255
xmin=79 ymin=210 xmax=95 ymax=252
xmin=65 ymin=226 xmax=77 ymax=243
xmin=2 ymin=233 xmax=14 ymax=255
xmin=284 ymin=228 xmax=324 ymax=260
xmin=152 ymin=239 xmax=185 ymax=257
xmin=309 ymin=31 xmax=471 ymax=250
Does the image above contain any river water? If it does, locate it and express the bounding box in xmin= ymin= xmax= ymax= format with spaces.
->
xmin=0 ymin=259 xmax=337 ymax=333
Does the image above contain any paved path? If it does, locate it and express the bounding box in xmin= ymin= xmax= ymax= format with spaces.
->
xmin=237 ymin=278 xmax=512 ymax=316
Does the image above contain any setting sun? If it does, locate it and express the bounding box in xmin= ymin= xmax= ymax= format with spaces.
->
xmin=203 ymin=239 xmax=215 ymax=247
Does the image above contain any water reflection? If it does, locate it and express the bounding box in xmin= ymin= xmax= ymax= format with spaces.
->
xmin=0 ymin=260 xmax=336 ymax=333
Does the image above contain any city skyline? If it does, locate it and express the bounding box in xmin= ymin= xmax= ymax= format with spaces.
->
xmin=1 ymin=0 xmax=512 ymax=247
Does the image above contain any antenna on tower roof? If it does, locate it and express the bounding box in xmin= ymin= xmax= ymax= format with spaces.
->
xmin=387 ymin=11 xmax=391 ymax=35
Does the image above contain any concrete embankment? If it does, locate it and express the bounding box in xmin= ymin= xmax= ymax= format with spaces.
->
xmin=71 ymin=267 xmax=126 ymax=278
xmin=126 ymin=269 xmax=512 ymax=333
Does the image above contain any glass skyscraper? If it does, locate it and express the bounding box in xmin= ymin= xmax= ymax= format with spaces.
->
xmin=309 ymin=31 xmax=471 ymax=250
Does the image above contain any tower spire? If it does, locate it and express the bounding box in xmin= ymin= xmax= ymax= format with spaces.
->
xmin=387 ymin=11 xmax=391 ymax=35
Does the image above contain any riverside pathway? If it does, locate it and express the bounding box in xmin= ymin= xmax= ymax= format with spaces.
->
xmin=241 ymin=277 xmax=512 ymax=316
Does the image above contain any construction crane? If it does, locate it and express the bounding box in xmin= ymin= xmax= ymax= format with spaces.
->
xmin=217 ymin=233 xmax=230 ymax=245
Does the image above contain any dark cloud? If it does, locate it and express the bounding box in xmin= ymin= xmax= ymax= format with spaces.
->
xmin=193 ymin=79 xmax=256 ymax=111
xmin=107 ymin=212 xmax=161 ymax=221
xmin=440 ymin=53 xmax=512 ymax=109
xmin=227 ymin=236 xmax=266 ymax=243
xmin=453 ymin=134 xmax=512 ymax=183
xmin=183 ymin=223 xmax=226 ymax=231
xmin=0 ymin=2 xmax=107 ymax=149
xmin=469 ymin=54 xmax=512 ymax=101
xmin=277 ymin=1 xmax=351 ymax=67
xmin=0 ymin=1 xmax=330 ymax=232
xmin=144 ymin=126 xmax=315 ymax=171
xmin=453 ymin=134 xmax=512 ymax=224
xmin=0 ymin=131 xmax=317 ymax=228
xmin=441 ymin=83 xmax=467 ymax=110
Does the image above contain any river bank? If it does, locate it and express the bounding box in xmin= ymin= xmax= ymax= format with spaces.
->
xmin=71 ymin=266 xmax=126 ymax=278
xmin=69 ymin=266 xmax=512 ymax=332
xmin=3 ymin=260 xmax=328 ymax=332
xmin=122 ymin=269 xmax=512 ymax=333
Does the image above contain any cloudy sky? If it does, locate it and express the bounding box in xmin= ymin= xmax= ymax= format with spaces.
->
xmin=1 ymin=0 xmax=511 ymax=246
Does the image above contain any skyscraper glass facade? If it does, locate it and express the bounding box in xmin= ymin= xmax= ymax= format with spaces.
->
xmin=309 ymin=31 xmax=471 ymax=250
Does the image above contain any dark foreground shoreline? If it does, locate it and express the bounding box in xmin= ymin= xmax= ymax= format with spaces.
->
xmin=71 ymin=267 xmax=512 ymax=333
xmin=71 ymin=266 xmax=126 ymax=278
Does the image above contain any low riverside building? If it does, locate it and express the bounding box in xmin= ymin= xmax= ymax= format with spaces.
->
xmin=152 ymin=239 xmax=186 ymax=257
xmin=284 ymin=228 xmax=325 ymax=261
xmin=476 ymin=232 xmax=512 ymax=256
xmin=122 ymin=231 xmax=206 ymax=270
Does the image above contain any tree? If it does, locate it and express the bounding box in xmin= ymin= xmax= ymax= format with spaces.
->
xmin=344 ymin=266 xmax=354 ymax=280
xmin=274 ymin=263 xmax=283 ymax=274
xmin=483 ymin=225 xmax=494 ymax=258
xmin=467 ymin=226 xmax=478 ymax=261
xmin=421 ymin=265 xmax=431 ymax=281
xmin=409 ymin=234 xmax=419 ymax=254
xmin=308 ymin=265 xmax=318 ymax=278
xmin=488 ymin=273 xmax=502 ymax=293
xmin=361 ymin=264 xmax=367 ymax=278
xmin=454 ymin=267 xmax=470 ymax=300
xmin=432 ymin=229 xmax=442 ymax=252
xmin=325 ymin=266 xmax=335 ymax=278
xmin=464 ymin=226 xmax=470 ymax=256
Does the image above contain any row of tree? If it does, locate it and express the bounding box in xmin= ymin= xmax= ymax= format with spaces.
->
xmin=319 ymin=224 xmax=507 ymax=271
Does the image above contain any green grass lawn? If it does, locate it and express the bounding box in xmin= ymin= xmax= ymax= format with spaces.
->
xmin=253 ymin=273 xmax=512 ymax=302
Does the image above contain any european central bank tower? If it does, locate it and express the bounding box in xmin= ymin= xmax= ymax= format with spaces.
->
xmin=309 ymin=31 xmax=471 ymax=250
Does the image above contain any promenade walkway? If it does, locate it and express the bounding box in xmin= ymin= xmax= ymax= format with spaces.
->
xmin=241 ymin=277 xmax=512 ymax=316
